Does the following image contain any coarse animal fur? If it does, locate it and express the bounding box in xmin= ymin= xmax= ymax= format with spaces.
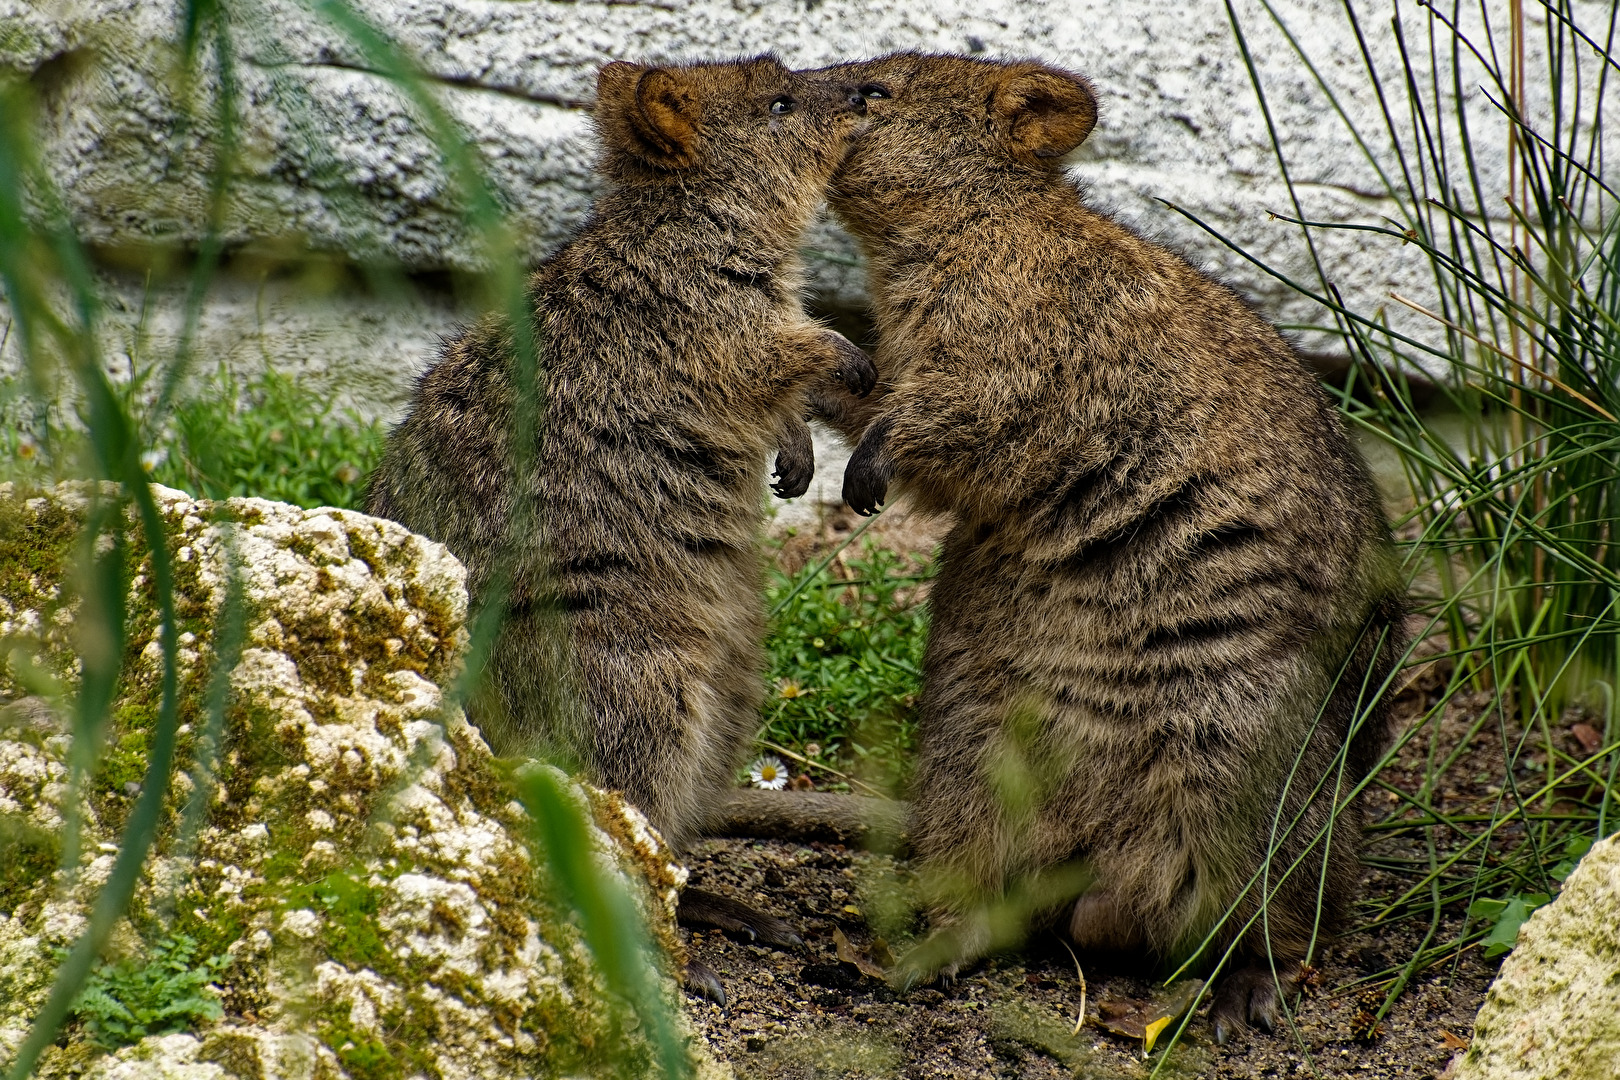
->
xmin=809 ymin=53 xmax=1408 ymax=1040
xmin=368 ymin=57 xmax=873 ymax=857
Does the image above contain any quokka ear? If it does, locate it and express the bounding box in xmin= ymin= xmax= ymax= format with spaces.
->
xmin=992 ymin=67 xmax=1097 ymax=161
xmin=595 ymin=61 xmax=702 ymax=168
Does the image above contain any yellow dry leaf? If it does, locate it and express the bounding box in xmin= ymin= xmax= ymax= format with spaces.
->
xmin=1142 ymin=1015 xmax=1172 ymax=1055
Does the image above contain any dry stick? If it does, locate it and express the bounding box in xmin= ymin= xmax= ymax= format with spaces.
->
xmin=1389 ymin=291 xmax=1617 ymax=420
xmin=757 ymin=739 xmax=888 ymax=799
xmin=1060 ymin=939 xmax=1088 ymax=1036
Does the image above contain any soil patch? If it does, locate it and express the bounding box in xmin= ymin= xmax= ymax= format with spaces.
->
xmin=682 ymin=838 xmax=1493 ymax=1079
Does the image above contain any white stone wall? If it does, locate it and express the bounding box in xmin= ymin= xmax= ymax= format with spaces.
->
xmin=1 ymin=0 xmax=1611 ymax=520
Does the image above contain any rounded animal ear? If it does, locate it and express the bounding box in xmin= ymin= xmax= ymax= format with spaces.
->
xmin=992 ymin=67 xmax=1097 ymax=161
xmin=595 ymin=62 xmax=702 ymax=168
xmin=633 ymin=69 xmax=701 ymax=164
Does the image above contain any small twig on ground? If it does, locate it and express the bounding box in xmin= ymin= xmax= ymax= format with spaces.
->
xmin=1060 ymin=938 xmax=1088 ymax=1036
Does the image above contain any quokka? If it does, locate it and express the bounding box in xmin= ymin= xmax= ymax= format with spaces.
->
xmin=368 ymin=57 xmax=875 ymax=997
xmin=810 ymin=53 xmax=1408 ymax=1040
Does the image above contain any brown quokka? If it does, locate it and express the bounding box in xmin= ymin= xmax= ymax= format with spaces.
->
xmin=810 ymin=54 xmax=1408 ymax=1040
xmin=367 ymin=57 xmax=874 ymax=985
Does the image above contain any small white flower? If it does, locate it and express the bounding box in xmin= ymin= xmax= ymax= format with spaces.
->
xmin=16 ymin=432 xmax=38 ymax=460
xmin=749 ymin=755 xmax=788 ymax=790
xmin=140 ymin=447 xmax=168 ymax=472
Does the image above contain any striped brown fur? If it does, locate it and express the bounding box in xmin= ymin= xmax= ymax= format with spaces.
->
xmin=811 ymin=53 xmax=1407 ymax=1040
xmin=367 ymin=57 xmax=873 ymax=855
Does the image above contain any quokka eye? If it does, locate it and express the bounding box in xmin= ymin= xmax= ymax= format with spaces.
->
xmin=770 ymin=96 xmax=796 ymax=115
xmin=859 ymin=84 xmax=891 ymax=100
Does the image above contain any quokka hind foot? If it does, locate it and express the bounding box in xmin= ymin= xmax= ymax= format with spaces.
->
xmin=678 ymin=886 xmax=804 ymax=951
xmin=887 ymin=909 xmax=995 ymax=992
xmin=682 ymin=958 xmax=728 ymax=1008
xmin=1211 ymin=960 xmax=1303 ymax=1044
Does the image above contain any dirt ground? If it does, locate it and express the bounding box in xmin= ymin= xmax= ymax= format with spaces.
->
xmin=680 ymin=835 xmax=1493 ymax=1080
xmin=695 ymin=503 xmax=1512 ymax=1079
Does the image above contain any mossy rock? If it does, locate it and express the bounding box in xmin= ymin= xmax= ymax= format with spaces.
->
xmin=1454 ymin=832 xmax=1620 ymax=1080
xmin=0 ymin=482 xmax=724 ymax=1080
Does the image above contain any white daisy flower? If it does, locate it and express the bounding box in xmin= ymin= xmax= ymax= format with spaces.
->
xmin=140 ymin=447 xmax=168 ymax=472
xmin=749 ymin=755 xmax=788 ymax=790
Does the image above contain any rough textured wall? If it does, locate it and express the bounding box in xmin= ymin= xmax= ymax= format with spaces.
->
xmin=0 ymin=0 xmax=1608 ymax=515
xmin=0 ymin=483 xmax=723 ymax=1080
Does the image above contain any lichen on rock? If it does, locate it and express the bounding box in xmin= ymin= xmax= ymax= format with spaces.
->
xmin=1453 ymin=832 xmax=1620 ymax=1080
xmin=0 ymin=482 xmax=722 ymax=1080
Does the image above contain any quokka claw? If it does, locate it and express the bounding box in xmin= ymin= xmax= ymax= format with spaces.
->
xmin=683 ymin=959 xmax=727 ymax=1008
xmin=1210 ymin=962 xmax=1297 ymax=1044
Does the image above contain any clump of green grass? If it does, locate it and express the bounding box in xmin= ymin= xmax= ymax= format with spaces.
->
xmin=67 ymin=933 xmax=228 ymax=1050
xmin=0 ymin=363 xmax=384 ymax=512
xmin=1137 ymin=0 xmax=1620 ymax=1067
xmin=146 ymin=365 xmax=385 ymax=511
xmin=761 ymin=541 xmax=932 ymax=791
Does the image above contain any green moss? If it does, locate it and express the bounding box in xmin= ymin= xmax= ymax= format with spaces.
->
xmin=0 ymin=812 xmax=59 ymax=914
xmin=0 ymin=489 xmax=77 ymax=606
xmin=0 ymin=23 xmax=52 ymax=67
xmin=0 ymin=487 xmax=83 ymax=698
xmin=324 ymin=1026 xmax=396 ymax=1080
xmin=199 ymin=1029 xmax=265 ymax=1080
xmin=97 ymin=723 xmax=152 ymax=792
xmin=344 ymin=525 xmax=381 ymax=574
xmin=280 ymin=870 xmax=394 ymax=975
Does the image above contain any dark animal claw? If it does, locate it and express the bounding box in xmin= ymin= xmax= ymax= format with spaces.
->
xmin=683 ymin=959 xmax=727 ymax=1009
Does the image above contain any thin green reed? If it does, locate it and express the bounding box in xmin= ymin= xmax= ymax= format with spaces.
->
xmin=151 ymin=0 xmax=241 ymax=428
xmin=0 ymin=80 xmax=185 ymax=1080
xmin=1146 ymin=0 xmax=1620 ymax=1070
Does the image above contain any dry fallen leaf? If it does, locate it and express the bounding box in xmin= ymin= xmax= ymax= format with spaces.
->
xmin=1571 ymin=722 xmax=1604 ymax=755
xmin=832 ymin=926 xmax=889 ymax=979
xmin=1095 ymin=980 xmax=1203 ymax=1054
xmin=1440 ymin=1029 xmax=1471 ymax=1052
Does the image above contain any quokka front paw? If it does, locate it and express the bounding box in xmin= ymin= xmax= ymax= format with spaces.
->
xmin=824 ymin=331 xmax=877 ymax=397
xmin=772 ymin=417 xmax=815 ymax=498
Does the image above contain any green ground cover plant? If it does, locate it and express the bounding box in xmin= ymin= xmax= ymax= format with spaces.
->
xmin=66 ymin=934 xmax=228 ymax=1050
xmin=145 ymin=365 xmax=384 ymax=510
xmin=761 ymin=541 xmax=931 ymax=791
